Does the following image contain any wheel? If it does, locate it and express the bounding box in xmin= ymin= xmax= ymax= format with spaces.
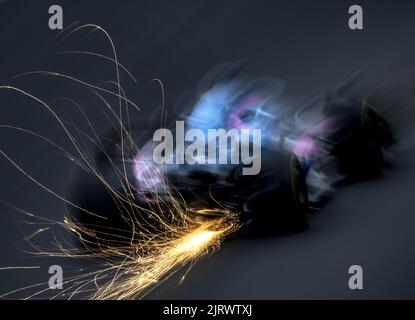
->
xmin=324 ymin=99 xmax=385 ymax=180
xmin=359 ymin=101 xmax=383 ymax=176
xmin=66 ymin=158 xmax=139 ymax=248
xmin=247 ymin=148 xmax=309 ymax=231
xmin=65 ymin=128 xmax=155 ymax=248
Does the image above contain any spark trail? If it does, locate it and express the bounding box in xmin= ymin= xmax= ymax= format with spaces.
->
xmin=0 ymin=23 xmax=241 ymax=300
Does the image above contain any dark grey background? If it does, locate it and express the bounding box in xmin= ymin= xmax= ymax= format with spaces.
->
xmin=1 ymin=0 xmax=415 ymax=299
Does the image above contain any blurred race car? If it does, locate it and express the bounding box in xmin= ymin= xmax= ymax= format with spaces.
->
xmin=68 ymin=76 xmax=394 ymax=237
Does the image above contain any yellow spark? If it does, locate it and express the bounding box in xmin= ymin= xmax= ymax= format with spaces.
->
xmin=0 ymin=22 xmax=242 ymax=300
xmin=175 ymin=230 xmax=218 ymax=254
xmin=0 ymin=266 xmax=41 ymax=271
xmin=89 ymin=215 xmax=239 ymax=300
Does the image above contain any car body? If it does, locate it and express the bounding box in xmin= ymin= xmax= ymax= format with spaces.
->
xmin=68 ymin=77 xmax=393 ymax=237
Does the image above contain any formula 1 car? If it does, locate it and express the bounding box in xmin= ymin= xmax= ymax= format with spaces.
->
xmin=68 ymin=76 xmax=393 ymax=240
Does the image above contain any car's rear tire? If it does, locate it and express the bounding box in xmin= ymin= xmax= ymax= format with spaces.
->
xmin=325 ymin=99 xmax=385 ymax=180
xmin=249 ymin=149 xmax=309 ymax=232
